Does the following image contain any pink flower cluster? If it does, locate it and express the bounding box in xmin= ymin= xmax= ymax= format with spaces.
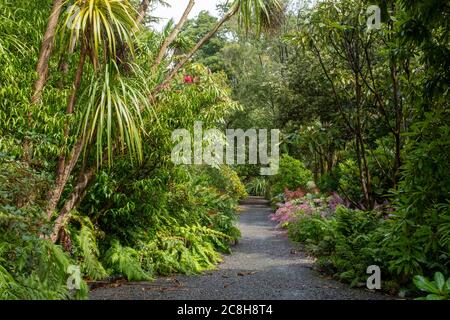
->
xmin=269 ymin=201 xmax=314 ymax=227
xmin=270 ymin=190 xmax=353 ymax=228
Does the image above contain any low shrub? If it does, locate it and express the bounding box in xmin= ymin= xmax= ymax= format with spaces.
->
xmin=337 ymin=160 xmax=364 ymax=206
xmin=270 ymin=192 xmax=344 ymax=228
xmin=288 ymin=206 xmax=393 ymax=288
xmin=317 ymin=171 xmax=340 ymax=194
xmin=284 ymin=188 xmax=306 ymax=201
xmin=270 ymin=155 xmax=313 ymax=197
xmin=0 ymin=206 xmax=88 ymax=299
xmin=76 ymin=164 xmax=243 ymax=282
xmin=414 ymin=272 xmax=450 ymax=300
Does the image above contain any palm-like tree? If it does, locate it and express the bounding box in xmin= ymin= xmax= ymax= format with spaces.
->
xmin=60 ymin=0 xmax=138 ymax=69
xmin=58 ymin=0 xmax=145 ymax=163
xmin=46 ymin=0 xmax=143 ymax=223
xmin=47 ymin=0 xmax=284 ymax=242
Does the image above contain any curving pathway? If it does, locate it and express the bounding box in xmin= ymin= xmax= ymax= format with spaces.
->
xmin=90 ymin=197 xmax=390 ymax=300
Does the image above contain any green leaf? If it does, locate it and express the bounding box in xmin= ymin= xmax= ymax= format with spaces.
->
xmin=413 ymin=275 xmax=439 ymax=294
xmin=434 ymin=272 xmax=445 ymax=291
xmin=425 ymin=294 xmax=446 ymax=300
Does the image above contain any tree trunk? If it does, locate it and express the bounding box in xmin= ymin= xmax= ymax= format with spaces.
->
xmin=46 ymin=43 xmax=87 ymax=219
xmin=51 ymin=145 xmax=113 ymax=242
xmin=391 ymin=58 xmax=402 ymax=185
xmin=32 ymin=0 xmax=65 ymax=104
xmin=153 ymin=0 xmax=196 ymax=70
xmin=389 ymin=2 xmax=402 ymax=186
xmin=153 ymin=5 xmax=239 ymax=94
xmin=45 ymin=138 xmax=85 ymax=219
xmin=354 ymin=132 xmax=368 ymax=208
xmin=327 ymin=147 xmax=334 ymax=173
xmin=25 ymin=0 xmax=65 ymax=162
xmin=355 ymin=72 xmax=374 ymax=210
xmin=67 ymin=42 xmax=87 ymax=114
xmin=57 ymin=56 xmax=69 ymax=89
xmin=50 ymin=162 xmax=98 ymax=242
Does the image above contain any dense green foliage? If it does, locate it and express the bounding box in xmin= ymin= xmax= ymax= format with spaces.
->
xmin=0 ymin=159 xmax=87 ymax=298
xmin=270 ymin=155 xmax=314 ymax=196
xmin=0 ymin=0 xmax=270 ymax=299
xmin=245 ymin=177 xmax=269 ymax=197
xmin=288 ymin=206 xmax=394 ymax=289
xmin=214 ymin=0 xmax=449 ymax=298
xmin=0 ymin=0 xmax=448 ymax=300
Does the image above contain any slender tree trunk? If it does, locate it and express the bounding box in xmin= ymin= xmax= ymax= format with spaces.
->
xmin=354 ymin=131 xmax=368 ymax=209
xmin=57 ymin=56 xmax=69 ymax=89
xmin=25 ymin=0 xmax=65 ymax=162
xmin=327 ymin=146 xmax=334 ymax=173
xmin=389 ymin=2 xmax=402 ymax=186
xmin=313 ymin=153 xmax=319 ymax=181
xmin=32 ymin=0 xmax=65 ymax=104
xmin=50 ymin=162 xmax=98 ymax=242
xmin=319 ymin=155 xmax=324 ymax=176
xmin=358 ymin=133 xmax=373 ymax=208
xmin=67 ymin=42 xmax=87 ymax=114
xmin=46 ymin=138 xmax=85 ymax=219
xmin=153 ymin=5 xmax=239 ymax=94
xmin=153 ymin=0 xmax=196 ymax=70
xmin=46 ymin=43 xmax=87 ymax=218
xmin=391 ymin=63 xmax=402 ymax=184
xmin=355 ymin=71 xmax=374 ymax=209
xmin=51 ymin=145 xmax=113 ymax=242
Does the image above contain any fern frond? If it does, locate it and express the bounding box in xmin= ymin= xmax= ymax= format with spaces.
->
xmin=105 ymin=240 xmax=152 ymax=281
xmin=77 ymin=225 xmax=108 ymax=280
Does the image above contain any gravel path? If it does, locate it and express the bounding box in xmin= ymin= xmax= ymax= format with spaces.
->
xmin=90 ymin=198 xmax=390 ymax=300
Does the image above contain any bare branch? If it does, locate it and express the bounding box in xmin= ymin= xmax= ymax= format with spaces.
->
xmin=152 ymin=5 xmax=238 ymax=94
xmin=153 ymin=0 xmax=196 ymax=70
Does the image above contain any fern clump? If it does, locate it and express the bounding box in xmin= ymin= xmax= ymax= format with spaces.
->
xmin=77 ymin=164 xmax=242 ymax=281
xmin=105 ymin=240 xmax=153 ymax=281
xmin=74 ymin=222 xmax=108 ymax=281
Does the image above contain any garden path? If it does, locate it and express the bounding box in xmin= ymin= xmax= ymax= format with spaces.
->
xmin=89 ymin=197 xmax=390 ymax=300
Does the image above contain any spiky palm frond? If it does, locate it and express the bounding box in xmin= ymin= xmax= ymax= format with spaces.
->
xmin=236 ymin=0 xmax=285 ymax=34
xmin=60 ymin=0 xmax=139 ymax=67
xmin=79 ymin=62 xmax=150 ymax=166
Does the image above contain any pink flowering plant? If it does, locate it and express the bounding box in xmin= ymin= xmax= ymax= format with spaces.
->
xmin=269 ymin=200 xmax=312 ymax=227
xmin=270 ymin=189 xmax=350 ymax=228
